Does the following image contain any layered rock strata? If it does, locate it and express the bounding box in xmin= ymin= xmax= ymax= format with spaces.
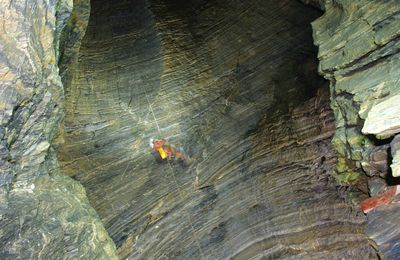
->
xmin=2 ymin=0 xmax=397 ymax=258
xmin=0 ymin=0 xmax=117 ymax=258
xmin=312 ymin=0 xmax=400 ymax=257
xmin=58 ymin=0 xmax=377 ymax=258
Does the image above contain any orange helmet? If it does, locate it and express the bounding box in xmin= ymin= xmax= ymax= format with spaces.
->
xmin=153 ymin=139 xmax=166 ymax=150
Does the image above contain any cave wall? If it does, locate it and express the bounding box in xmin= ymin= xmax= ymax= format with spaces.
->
xmin=58 ymin=0 xmax=376 ymax=258
xmin=1 ymin=0 xmax=398 ymax=259
xmin=0 ymin=0 xmax=117 ymax=258
xmin=313 ymin=0 xmax=400 ymax=182
xmin=312 ymin=0 xmax=400 ymax=257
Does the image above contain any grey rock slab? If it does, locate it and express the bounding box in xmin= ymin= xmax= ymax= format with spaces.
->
xmin=390 ymin=135 xmax=400 ymax=177
xmin=365 ymin=144 xmax=390 ymax=177
xmin=391 ymin=151 xmax=400 ymax=177
xmin=362 ymin=95 xmax=400 ymax=137
xmin=0 ymin=0 xmax=118 ymax=258
xmin=366 ymin=196 xmax=400 ymax=259
xmin=368 ymin=177 xmax=388 ymax=197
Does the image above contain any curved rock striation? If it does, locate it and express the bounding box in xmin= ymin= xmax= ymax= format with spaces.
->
xmin=3 ymin=0 xmax=398 ymax=258
xmin=58 ymin=0 xmax=377 ymax=258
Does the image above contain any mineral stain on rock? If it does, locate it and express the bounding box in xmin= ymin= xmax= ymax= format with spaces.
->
xmin=1 ymin=0 xmax=400 ymax=259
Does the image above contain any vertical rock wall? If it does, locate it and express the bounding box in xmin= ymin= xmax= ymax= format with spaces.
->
xmin=312 ymin=0 xmax=400 ymax=258
xmin=0 ymin=0 xmax=117 ymax=258
xmin=58 ymin=0 xmax=377 ymax=258
xmin=1 ymin=0 xmax=397 ymax=258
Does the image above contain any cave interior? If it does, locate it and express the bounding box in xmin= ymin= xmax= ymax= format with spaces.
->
xmin=2 ymin=0 xmax=400 ymax=259
xmin=57 ymin=0 xmax=400 ymax=258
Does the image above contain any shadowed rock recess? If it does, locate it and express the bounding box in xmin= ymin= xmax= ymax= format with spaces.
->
xmin=1 ymin=0 xmax=399 ymax=259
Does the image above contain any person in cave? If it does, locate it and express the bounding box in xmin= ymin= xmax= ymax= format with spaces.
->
xmin=150 ymin=138 xmax=190 ymax=166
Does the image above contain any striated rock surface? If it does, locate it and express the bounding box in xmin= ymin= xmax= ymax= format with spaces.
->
xmin=365 ymin=144 xmax=390 ymax=178
xmin=368 ymin=177 xmax=388 ymax=197
xmin=312 ymin=0 xmax=400 ymax=257
xmin=57 ymin=0 xmax=377 ymax=258
xmin=366 ymin=195 xmax=400 ymax=259
xmin=129 ymin=88 xmax=376 ymax=259
xmin=3 ymin=0 xmax=399 ymax=258
xmin=0 ymin=0 xmax=117 ymax=258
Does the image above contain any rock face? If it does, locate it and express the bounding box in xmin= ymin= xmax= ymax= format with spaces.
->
xmin=366 ymin=196 xmax=400 ymax=260
xmin=362 ymin=95 xmax=400 ymax=137
xmin=312 ymin=0 xmax=400 ymax=258
xmin=57 ymin=0 xmax=377 ymax=258
xmin=313 ymin=0 xmax=400 ymax=175
xmin=0 ymin=0 xmax=117 ymax=258
xmin=390 ymin=135 xmax=400 ymax=177
xmin=1 ymin=0 xmax=398 ymax=258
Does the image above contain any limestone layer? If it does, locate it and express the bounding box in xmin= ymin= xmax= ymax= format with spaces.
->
xmin=312 ymin=0 xmax=400 ymax=257
xmin=58 ymin=0 xmax=376 ymax=258
xmin=0 ymin=0 xmax=117 ymax=258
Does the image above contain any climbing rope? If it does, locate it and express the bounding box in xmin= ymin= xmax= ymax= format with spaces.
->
xmin=109 ymin=26 xmax=205 ymax=257
xmin=141 ymin=85 xmax=206 ymax=259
